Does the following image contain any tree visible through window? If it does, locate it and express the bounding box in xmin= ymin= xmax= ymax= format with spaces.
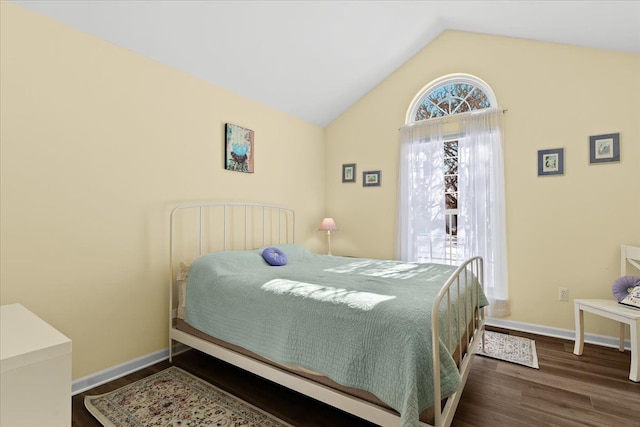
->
xmin=444 ymin=139 xmax=458 ymax=236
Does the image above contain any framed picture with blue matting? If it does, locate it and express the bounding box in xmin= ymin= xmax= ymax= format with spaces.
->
xmin=589 ymin=133 xmax=620 ymax=164
xmin=363 ymin=170 xmax=381 ymax=186
xmin=342 ymin=163 xmax=356 ymax=183
xmin=538 ymin=148 xmax=564 ymax=176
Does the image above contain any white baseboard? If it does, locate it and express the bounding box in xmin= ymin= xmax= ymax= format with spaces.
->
xmin=72 ymin=342 xmax=190 ymax=396
xmin=72 ymin=349 xmax=168 ymax=395
xmin=73 ymin=319 xmax=630 ymax=396
xmin=485 ymin=317 xmax=631 ymax=351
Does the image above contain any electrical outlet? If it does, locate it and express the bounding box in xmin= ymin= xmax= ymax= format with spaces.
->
xmin=559 ymin=287 xmax=569 ymax=301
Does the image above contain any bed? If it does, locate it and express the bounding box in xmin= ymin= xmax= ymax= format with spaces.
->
xmin=169 ymin=202 xmax=487 ymax=427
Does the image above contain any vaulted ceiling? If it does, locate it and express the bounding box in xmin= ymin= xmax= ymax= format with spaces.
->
xmin=12 ymin=1 xmax=640 ymax=126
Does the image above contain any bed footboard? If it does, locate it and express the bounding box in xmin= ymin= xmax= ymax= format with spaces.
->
xmin=431 ymin=256 xmax=484 ymax=427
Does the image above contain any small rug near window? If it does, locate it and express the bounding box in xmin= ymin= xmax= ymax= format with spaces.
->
xmin=475 ymin=331 xmax=539 ymax=369
xmin=85 ymin=366 xmax=293 ymax=427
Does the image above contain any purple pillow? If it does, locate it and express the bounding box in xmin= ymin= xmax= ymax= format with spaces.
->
xmin=612 ymin=276 xmax=640 ymax=301
xmin=262 ymin=247 xmax=287 ymax=266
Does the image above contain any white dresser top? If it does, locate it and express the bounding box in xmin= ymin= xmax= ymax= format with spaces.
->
xmin=1 ymin=303 xmax=72 ymax=373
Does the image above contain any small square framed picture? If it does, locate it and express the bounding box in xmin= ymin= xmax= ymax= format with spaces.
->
xmin=363 ymin=170 xmax=381 ymax=187
xmin=342 ymin=163 xmax=356 ymax=183
xmin=589 ymin=133 xmax=620 ymax=164
xmin=538 ymin=148 xmax=564 ymax=176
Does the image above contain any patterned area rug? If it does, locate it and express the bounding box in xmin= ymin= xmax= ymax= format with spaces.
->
xmin=476 ymin=331 xmax=539 ymax=369
xmin=85 ymin=367 xmax=293 ymax=427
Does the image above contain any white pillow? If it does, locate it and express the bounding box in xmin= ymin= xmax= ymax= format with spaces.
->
xmin=176 ymin=261 xmax=190 ymax=281
xmin=177 ymin=281 xmax=188 ymax=319
xmin=176 ymin=261 xmax=190 ymax=319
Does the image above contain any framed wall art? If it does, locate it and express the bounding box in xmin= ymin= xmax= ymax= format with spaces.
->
xmin=363 ymin=170 xmax=381 ymax=187
xmin=225 ymin=123 xmax=254 ymax=173
xmin=589 ymin=133 xmax=620 ymax=164
xmin=342 ymin=163 xmax=356 ymax=183
xmin=537 ymin=148 xmax=564 ymax=176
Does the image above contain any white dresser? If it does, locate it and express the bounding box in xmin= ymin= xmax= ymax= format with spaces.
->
xmin=1 ymin=303 xmax=72 ymax=427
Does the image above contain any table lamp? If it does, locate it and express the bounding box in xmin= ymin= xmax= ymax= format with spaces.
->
xmin=318 ymin=217 xmax=338 ymax=255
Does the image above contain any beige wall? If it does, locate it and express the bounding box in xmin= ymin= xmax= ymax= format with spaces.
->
xmin=0 ymin=3 xmax=325 ymax=379
xmin=326 ymin=31 xmax=640 ymax=337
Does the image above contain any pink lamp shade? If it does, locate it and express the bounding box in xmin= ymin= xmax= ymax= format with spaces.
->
xmin=318 ymin=218 xmax=337 ymax=255
xmin=318 ymin=217 xmax=338 ymax=232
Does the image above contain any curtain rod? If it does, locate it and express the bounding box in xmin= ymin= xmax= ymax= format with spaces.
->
xmin=400 ymin=108 xmax=508 ymax=129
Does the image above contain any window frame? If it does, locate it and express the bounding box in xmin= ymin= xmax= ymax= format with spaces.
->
xmin=403 ymin=74 xmax=498 ymax=264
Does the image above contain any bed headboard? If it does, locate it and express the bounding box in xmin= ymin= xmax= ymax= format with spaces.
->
xmin=170 ymin=202 xmax=295 ymax=267
xmin=169 ymin=202 xmax=295 ymax=318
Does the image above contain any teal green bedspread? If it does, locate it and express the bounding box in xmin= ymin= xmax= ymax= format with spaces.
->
xmin=185 ymin=245 xmax=488 ymax=427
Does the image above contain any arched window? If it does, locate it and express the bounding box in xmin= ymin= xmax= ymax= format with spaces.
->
xmin=406 ymin=74 xmax=497 ymax=123
xmin=397 ymin=74 xmax=509 ymax=317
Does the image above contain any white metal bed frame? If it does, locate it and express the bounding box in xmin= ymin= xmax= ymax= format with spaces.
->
xmin=168 ymin=202 xmax=485 ymax=427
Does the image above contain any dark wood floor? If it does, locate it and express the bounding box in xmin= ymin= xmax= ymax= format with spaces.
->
xmin=73 ymin=327 xmax=640 ymax=426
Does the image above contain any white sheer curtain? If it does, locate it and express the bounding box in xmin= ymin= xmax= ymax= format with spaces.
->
xmin=396 ymin=107 xmax=510 ymax=317
xmin=458 ymin=108 xmax=509 ymax=317
xmin=396 ymin=119 xmax=446 ymax=263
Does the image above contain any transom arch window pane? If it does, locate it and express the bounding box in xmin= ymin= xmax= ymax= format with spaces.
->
xmin=415 ymin=83 xmax=492 ymax=121
xmin=405 ymin=73 xmax=497 ymax=124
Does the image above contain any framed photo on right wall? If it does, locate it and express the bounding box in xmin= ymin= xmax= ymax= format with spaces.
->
xmin=589 ymin=132 xmax=620 ymax=164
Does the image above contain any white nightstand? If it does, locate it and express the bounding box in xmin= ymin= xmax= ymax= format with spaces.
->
xmin=573 ymin=298 xmax=640 ymax=382
xmin=1 ymin=303 xmax=72 ymax=426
